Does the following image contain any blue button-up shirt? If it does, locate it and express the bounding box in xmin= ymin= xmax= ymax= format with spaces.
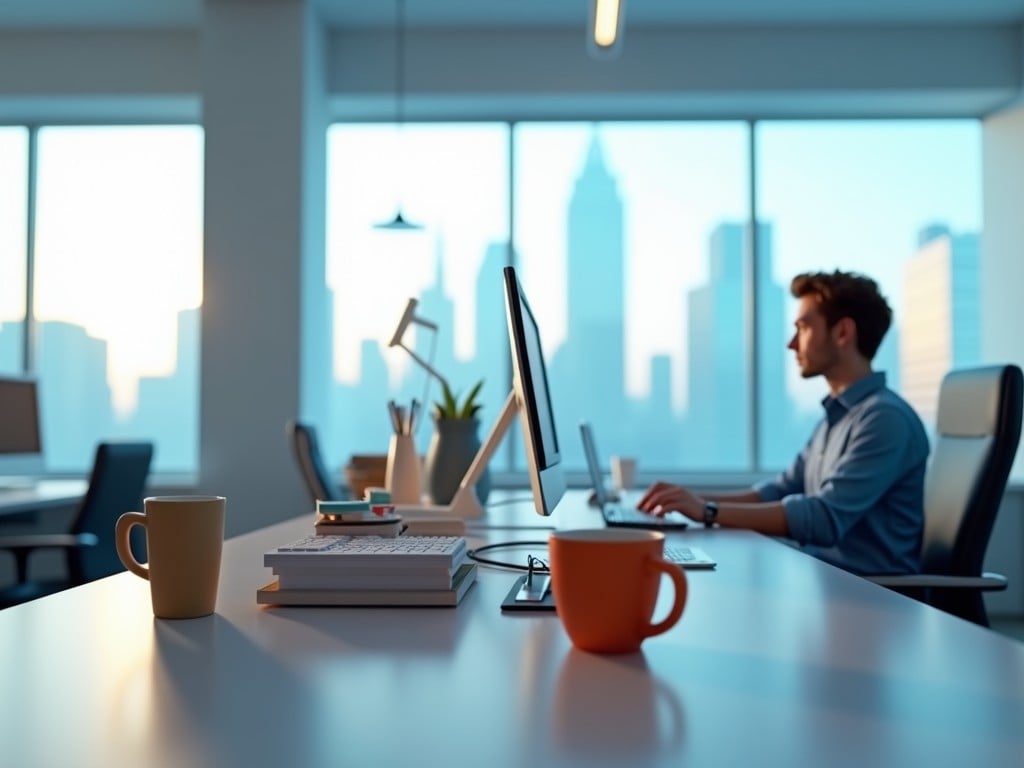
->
xmin=754 ymin=371 xmax=929 ymax=575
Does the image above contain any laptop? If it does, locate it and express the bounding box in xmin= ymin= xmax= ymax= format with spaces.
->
xmin=579 ymin=421 xmax=716 ymax=569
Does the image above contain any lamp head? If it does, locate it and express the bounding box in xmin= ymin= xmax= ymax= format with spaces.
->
xmin=389 ymin=298 xmax=420 ymax=347
xmin=389 ymin=296 xmax=439 ymax=346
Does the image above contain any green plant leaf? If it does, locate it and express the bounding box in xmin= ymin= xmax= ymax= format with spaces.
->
xmin=458 ymin=379 xmax=485 ymax=419
xmin=434 ymin=380 xmax=459 ymax=419
xmin=433 ymin=378 xmax=484 ymax=420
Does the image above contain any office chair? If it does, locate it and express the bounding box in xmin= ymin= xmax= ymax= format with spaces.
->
xmin=0 ymin=441 xmax=153 ymax=609
xmin=287 ymin=420 xmax=348 ymax=506
xmin=867 ymin=365 xmax=1023 ymax=626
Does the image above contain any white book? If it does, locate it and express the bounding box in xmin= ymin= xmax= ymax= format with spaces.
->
xmin=274 ymin=564 xmax=463 ymax=591
xmin=257 ymin=564 xmax=478 ymax=608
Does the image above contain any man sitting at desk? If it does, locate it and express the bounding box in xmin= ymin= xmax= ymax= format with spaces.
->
xmin=638 ymin=270 xmax=929 ymax=575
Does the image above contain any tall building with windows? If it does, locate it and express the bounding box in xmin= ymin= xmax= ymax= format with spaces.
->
xmin=686 ymin=222 xmax=787 ymax=468
xmin=36 ymin=321 xmax=113 ymax=470
xmin=550 ymin=132 xmax=627 ymax=465
xmin=131 ymin=308 xmax=200 ymax=471
xmin=900 ymin=224 xmax=980 ymax=427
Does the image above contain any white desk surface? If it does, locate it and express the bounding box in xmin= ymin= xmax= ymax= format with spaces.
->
xmin=1 ymin=492 xmax=1022 ymax=768
xmin=0 ymin=478 xmax=87 ymax=516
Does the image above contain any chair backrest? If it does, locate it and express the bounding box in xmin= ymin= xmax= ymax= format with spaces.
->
xmin=70 ymin=441 xmax=154 ymax=582
xmin=923 ymin=365 xmax=1023 ymax=577
xmin=287 ymin=420 xmax=342 ymax=506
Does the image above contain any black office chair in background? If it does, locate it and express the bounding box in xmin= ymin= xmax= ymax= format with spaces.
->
xmin=0 ymin=441 xmax=153 ymax=609
xmin=867 ymin=364 xmax=1023 ymax=626
xmin=287 ymin=420 xmax=348 ymax=506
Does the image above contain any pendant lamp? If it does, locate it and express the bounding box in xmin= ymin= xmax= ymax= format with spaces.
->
xmin=375 ymin=0 xmax=423 ymax=231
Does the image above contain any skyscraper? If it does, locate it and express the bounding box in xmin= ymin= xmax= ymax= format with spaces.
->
xmin=685 ymin=221 xmax=790 ymax=468
xmin=900 ymin=224 xmax=980 ymax=427
xmin=550 ymin=129 xmax=627 ymax=464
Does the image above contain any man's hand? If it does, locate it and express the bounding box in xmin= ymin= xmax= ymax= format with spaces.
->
xmin=636 ymin=482 xmax=705 ymax=522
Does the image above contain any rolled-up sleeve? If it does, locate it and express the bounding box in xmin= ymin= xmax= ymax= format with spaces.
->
xmin=779 ymin=405 xmax=924 ymax=547
xmin=755 ymin=440 xmax=809 ymax=502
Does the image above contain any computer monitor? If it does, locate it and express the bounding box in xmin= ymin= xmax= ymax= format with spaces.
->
xmin=0 ymin=376 xmax=45 ymax=479
xmin=405 ymin=266 xmax=566 ymax=520
xmin=403 ymin=266 xmax=569 ymax=524
xmin=502 ymin=265 xmax=566 ymax=516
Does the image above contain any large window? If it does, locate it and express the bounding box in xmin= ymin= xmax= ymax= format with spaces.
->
xmin=325 ymin=119 xmax=983 ymax=481
xmin=513 ymin=122 xmax=750 ymax=471
xmin=756 ymin=121 xmax=982 ymax=464
xmin=4 ymin=125 xmax=203 ymax=474
xmin=325 ymin=124 xmax=510 ymax=465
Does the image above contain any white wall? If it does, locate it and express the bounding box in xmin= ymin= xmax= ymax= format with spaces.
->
xmin=328 ymin=25 xmax=1021 ymax=120
xmin=0 ymin=29 xmax=198 ymax=122
xmin=980 ymin=104 xmax=1024 ymax=617
xmin=0 ymin=23 xmax=1019 ymax=121
xmin=198 ymin=0 xmax=325 ymax=536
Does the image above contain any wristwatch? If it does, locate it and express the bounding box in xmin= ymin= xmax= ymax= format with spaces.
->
xmin=703 ymin=500 xmax=719 ymax=528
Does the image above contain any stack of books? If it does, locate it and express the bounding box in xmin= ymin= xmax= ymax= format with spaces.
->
xmin=256 ymin=534 xmax=476 ymax=607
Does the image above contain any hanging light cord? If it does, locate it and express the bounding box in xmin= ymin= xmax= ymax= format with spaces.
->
xmin=395 ymin=0 xmax=406 ymax=127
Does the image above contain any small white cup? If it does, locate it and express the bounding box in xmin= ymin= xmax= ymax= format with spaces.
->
xmin=385 ymin=434 xmax=422 ymax=504
xmin=610 ymin=456 xmax=637 ymax=491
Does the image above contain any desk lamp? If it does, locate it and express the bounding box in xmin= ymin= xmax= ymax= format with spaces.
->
xmin=388 ymin=298 xmax=449 ymax=393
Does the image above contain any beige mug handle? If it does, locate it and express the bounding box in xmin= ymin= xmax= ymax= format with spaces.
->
xmin=115 ymin=512 xmax=150 ymax=580
xmin=642 ymin=558 xmax=688 ymax=640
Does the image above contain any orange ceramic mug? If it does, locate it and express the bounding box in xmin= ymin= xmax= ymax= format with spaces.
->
xmin=549 ymin=529 xmax=687 ymax=653
xmin=115 ymin=495 xmax=225 ymax=619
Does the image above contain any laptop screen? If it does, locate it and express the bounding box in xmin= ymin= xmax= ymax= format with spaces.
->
xmin=579 ymin=422 xmax=612 ymax=506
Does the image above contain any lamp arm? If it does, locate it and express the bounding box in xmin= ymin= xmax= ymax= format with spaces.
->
xmin=398 ymin=341 xmax=450 ymax=392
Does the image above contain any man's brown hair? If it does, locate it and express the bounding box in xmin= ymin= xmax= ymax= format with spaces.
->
xmin=791 ymin=271 xmax=892 ymax=360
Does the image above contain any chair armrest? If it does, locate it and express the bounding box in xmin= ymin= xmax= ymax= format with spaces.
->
xmin=0 ymin=533 xmax=99 ymax=551
xmin=865 ymin=572 xmax=1007 ymax=592
xmin=0 ymin=533 xmax=99 ymax=584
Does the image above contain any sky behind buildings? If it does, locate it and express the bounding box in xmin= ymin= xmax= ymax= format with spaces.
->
xmin=0 ymin=120 xmax=982 ymax=471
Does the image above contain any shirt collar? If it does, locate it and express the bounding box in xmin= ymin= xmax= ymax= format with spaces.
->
xmin=821 ymin=371 xmax=887 ymax=418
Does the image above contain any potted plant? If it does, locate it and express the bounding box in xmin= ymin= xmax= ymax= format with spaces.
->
xmin=424 ymin=379 xmax=491 ymax=504
xmin=434 ymin=379 xmax=484 ymax=421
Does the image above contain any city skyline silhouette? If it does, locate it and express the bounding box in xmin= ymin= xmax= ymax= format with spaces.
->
xmin=0 ymin=130 xmax=979 ymax=476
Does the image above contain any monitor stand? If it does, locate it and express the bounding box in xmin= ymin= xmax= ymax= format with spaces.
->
xmin=394 ymin=391 xmax=520 ymax=521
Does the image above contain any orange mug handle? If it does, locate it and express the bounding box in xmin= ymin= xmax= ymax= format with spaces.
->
xmin=642 ymin=558 xmax=688 ymax=639
xmin=115 ymin=512 xmax=150 ymax=580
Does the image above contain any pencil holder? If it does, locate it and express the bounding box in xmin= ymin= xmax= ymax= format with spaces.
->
xmin=386 ymin=433 xmax=422 ymax=505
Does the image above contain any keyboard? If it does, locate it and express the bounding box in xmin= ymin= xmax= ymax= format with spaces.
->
xmin=276 ymin=535 xmax=461 ymax=553
xmin=664 ymin=545 xmax=717 ymax=570
xmin=602 ymin=503 xmax=690 ymax=530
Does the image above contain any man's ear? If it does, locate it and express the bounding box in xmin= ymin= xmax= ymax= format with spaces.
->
xmin=832 ymin=317 xmax=857 ymax=349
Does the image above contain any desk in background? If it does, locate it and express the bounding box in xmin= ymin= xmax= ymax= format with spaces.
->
xmin=1 ymin=491 xmax=1022 ymax=767
xmin=0 ymin=478 xmax=87 ymax=518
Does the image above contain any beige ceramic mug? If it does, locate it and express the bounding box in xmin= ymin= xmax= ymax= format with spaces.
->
xmin=115 ymin=495 xmax=225 ymax=619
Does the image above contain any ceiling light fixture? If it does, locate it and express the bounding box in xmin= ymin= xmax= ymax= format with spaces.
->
xmin=375 ymin=0 xmax=424 ymax=231
xmin=588 ymin=0 xmax=625 ymax=59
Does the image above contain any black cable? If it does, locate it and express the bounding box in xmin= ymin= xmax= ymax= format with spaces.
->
xmin=467 ymin=540 xmax=551 ymax=572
